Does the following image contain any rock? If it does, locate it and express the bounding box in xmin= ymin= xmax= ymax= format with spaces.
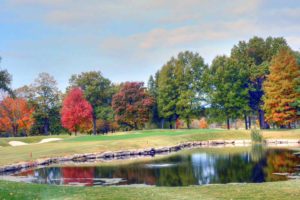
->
xmin=225 ymin=140 xmax=235 ymax=144
xmin=209 ymin=140 xmax=225 ymax=145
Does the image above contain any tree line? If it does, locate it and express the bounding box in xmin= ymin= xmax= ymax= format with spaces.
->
xmin=0 ymin=36 xmax=299 ymax=136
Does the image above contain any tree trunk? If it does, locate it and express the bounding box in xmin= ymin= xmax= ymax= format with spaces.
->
xmin=92 ymin=113 xmax=97 ymax=135
xmin=161 ymin=119 xmax=164 ymax=129
xmin=169 ymin=119 xmax=173 ymax=129
xmin=187 ymin=118 xmax=190 ymax=129
xmin=227 ymin=118 xmax=230 ymax=130
xmin=12 ymin=125 xmax=18 ymax=136
xmin=248 ymin=116 xmax=251 ymax=129
xmin=134 ymin=122 xmax=138 ymax=130
xmin=244 ymin=114 xmax=248 ymax=130
xmin=258 ymin=109 xmax=269 ymax=129
xmin=44 ymin=118 xmax=49 ymax=135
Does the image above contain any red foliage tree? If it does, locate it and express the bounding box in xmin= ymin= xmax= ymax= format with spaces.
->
xmin=0 ymin=97 xmax=34 ymax=136
xmin=112 ymin=82 xmax=154 ymax=129
xmin=61 ymin=88 xmax=93 ymax=135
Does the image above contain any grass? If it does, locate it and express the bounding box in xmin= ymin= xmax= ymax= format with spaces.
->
xmin=66 ymin=129 xmax=221 ymax=142
xmin=0 ymin=129 xmax=299 ymax=166
xmin=261 ymin=129 xmax=300 ymax=139
xmin=1 ymin=179 xmax=300 ymax=200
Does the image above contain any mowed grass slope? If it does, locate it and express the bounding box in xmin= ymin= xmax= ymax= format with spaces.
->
xmin=0 ymin=129 xmax=299 ymax=166
xmin=1 ymin=179 xmax=300 ymax=200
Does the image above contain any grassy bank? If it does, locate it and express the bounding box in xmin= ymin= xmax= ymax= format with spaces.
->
xmin=0 ymin=129 xmax=299 ymax=166
xmin=1 ymin=179 xmax=300 ymax=200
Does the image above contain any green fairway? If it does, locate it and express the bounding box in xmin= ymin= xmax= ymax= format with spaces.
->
xmin=66 ymin=129 xmax=222 ymax=142
xmin=1 ymin=180 xmax=300 ymax=200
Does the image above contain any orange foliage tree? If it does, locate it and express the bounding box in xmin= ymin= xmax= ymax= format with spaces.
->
xmin=263 ymin=48 xmax=300 ymax=127
xmin=0 ymin=97 xmax=34 ymax=135
xmin=199 ymin=118 xmax=208 ymax=129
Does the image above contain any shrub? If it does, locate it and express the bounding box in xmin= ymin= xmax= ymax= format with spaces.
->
xmin=251 ymin=129 xmax=263 ymax=143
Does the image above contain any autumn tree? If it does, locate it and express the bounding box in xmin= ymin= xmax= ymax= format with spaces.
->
xmin=61 ymin=88 xmax=93 ymax=135
xmin=263 ymin=48 xmax=300 ymax=127
xmin=112 ymin=82 xmax=153 ymax=130
xmin=0 ymin=97 xmax=34 ymax=135
xmin=292 ymin=52 xmax=300 ymax=115
xmin=69 ymin=71 xmax=112 ymax=135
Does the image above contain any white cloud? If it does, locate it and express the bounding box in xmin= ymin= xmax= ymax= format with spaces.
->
xmin=6 ymin=0 xmax=263 ymax=26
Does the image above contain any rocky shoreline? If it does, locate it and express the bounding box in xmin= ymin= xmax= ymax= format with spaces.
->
xmin=0 ymin=139 xmax=299 ymax=176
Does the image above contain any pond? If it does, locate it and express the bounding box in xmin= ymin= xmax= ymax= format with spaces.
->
xmin=7 ymin=146 xmax=300 ymax=186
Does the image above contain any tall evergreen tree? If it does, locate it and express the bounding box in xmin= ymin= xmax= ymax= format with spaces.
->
xmin=147 ymin=72 xmax=161 ymax=126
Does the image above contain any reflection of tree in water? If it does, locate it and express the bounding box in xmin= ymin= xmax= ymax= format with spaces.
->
xmin=15 ymin=148 xmax=300 ymax=186
xmin=250 ymin=144 xmax=267 ymax=182
xmin=19 ymin=167 xmax=62 ymax=185
xmin=156 ymin=156 xmax=196 ymax=186
xmin=263 ymin=149 xmax=300 ymax=182
xmin=192 ymin=153 xmax=255 ymax=184
xmin=93 ymin=155 xmax=196 ymax=186
xmin=251 ymin=144 xmax=265 ymax=162
xmin=95 ymin=164 xmax=157 ymax=185
xmin=62 ymin=167 xmax=95 ymax=186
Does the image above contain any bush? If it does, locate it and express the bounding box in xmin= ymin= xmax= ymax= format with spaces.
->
xmin=251 ymin=129 xmax=263 ymax=143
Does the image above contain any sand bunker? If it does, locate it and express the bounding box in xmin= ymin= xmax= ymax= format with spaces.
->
xmin=8 ymin=138 xmax=63 ymax=147
xmin=8 ymin=141 xmax=28 ymax=147
xmin=38 ymin=138 xmax=63 ymax=144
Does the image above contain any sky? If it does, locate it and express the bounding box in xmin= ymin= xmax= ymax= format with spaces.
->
xmin=1 ymin=0 xmax=300 ymax=91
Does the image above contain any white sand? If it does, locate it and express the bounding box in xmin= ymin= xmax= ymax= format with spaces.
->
xmin=38 ymin=138 xmax=63 ymax=144
xmin=8 ymin=138 xmax=63 ymax=146
xmin=8 ymin=141 xmax=28 ymax=146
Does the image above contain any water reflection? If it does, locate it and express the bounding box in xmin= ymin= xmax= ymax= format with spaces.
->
xmin=15 ymin=147 xmax=300 ymax=186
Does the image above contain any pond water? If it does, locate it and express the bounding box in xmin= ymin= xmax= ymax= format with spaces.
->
xmin=11 ymin=146 xmax=300 ymax=186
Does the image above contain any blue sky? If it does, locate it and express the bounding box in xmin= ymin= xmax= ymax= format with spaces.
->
xmin=1 ymin=0 xmax=300 ymax=91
